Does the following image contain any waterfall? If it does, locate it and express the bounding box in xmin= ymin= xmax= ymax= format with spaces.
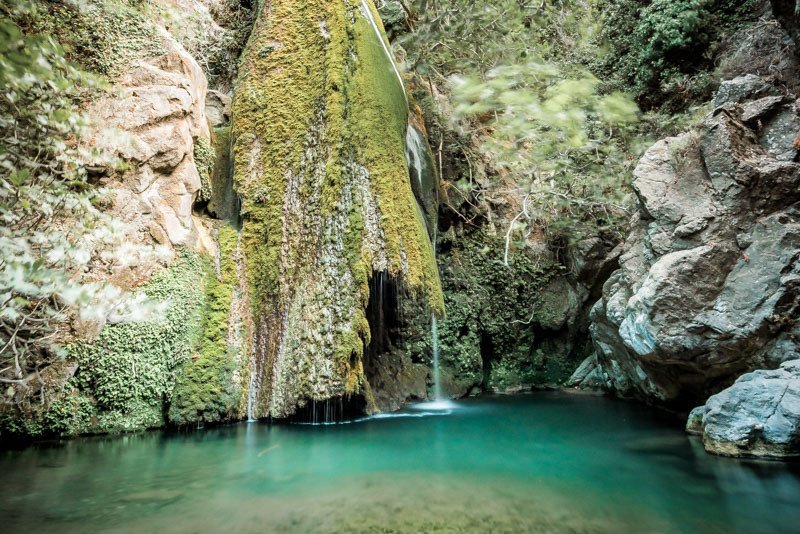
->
xmin=405 ymin=125 xmax=427 ymax=190
xmin=404 ymin=122 xmax=446 ymax=404
xmin=431 ymin=313 xmax=442 ymax=400
xmin=360 ymin=0 xmax=407 ymax=103
xmin=246 ymin=370 xmax=257 ymax=422
xmin=241 ymin=230 xmax=257 ymax=423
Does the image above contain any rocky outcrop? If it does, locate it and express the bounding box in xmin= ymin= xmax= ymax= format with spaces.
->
xmin=691 ymin=359 xmax=800 ymax=458
xmin=574 ymin=74 xmax=800 ymax=406
xmin=233 ymin=0 xmax=442 ymax=420
xmin=88 ymin=31 xmax=210 ymax=252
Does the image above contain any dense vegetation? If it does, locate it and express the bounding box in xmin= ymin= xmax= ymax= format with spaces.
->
xmin=381 ymin=0 xmax=760 ymax=247
xmin=0 ymin=0 xmax=777 ymax=437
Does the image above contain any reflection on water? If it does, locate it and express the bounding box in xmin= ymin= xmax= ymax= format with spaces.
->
xmin=1 ymin=394 xmax=799 ymax=533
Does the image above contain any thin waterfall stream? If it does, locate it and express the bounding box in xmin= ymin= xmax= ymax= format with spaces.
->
xmin=360 ymin=0 xmax=407 ymax=103
xmin=404 ymin=119 xmax=445 ymax=404
xmin=431 ymin=313 xmax=442 ymax=400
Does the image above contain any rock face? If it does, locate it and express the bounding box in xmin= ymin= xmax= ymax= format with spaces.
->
xmin=692 ymin=359 xmax=800 ymax=458
xmin=422 ymin=222 xmax=619 ymax=398
xmin=88 ymin=32 xmax=210 ymax=251
xmin=575 ymin=74 xmax=800 ymax=406
xmin=233 ymin=0 xmax=442 ymax=419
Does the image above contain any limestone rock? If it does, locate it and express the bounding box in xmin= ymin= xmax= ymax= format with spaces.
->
xmin=586 ymin=75 xmax=800 ymax=405
xmin=692 ymin=360 xmax=800 ymax=458
xmin=206 ymin=90 xmax=232 ymax=127
xmin=87 ymin=34 xmax=210 ymax=252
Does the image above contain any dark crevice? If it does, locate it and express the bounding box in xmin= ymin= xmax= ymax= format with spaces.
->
xmin=287 ymin=396 xmax=367 ymax=425
xmin=364 ymin=270 xmax=401 ymax=362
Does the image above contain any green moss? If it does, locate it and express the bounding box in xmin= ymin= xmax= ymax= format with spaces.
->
xmin=348 ymin=1 xmax=443 ymax=311
xmin=232 ymin=1 xmax=442 ymax=416
xmin=66 ymin=252 xmax=207 ymax=434
xmin=169 ymin=226 xmax=242 ymax=425
xmin=233 ymin=0 xmax=327 ymax=318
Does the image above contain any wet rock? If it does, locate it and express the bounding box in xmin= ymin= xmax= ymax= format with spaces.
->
xmin=364 ymin=349 xmax=428 ymax=413
xmin=686 ymin=407 xmax=704 ymax=435
xmin=586 ymin=75 xmax=800 ymax=405
xmin=693 ymin=360 xmax=800 ymax=458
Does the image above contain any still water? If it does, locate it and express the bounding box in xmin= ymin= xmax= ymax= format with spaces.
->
xmin=1 ymin=393 xmax=799 ymax=533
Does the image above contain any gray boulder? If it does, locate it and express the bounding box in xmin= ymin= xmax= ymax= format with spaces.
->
xmin=692 ymin=360 xmax=800 ymax=458
xmin=580 ymin=74 xmax=800 ymax=405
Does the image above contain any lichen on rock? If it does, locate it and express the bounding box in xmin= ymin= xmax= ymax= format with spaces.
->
xmin=232 ymin=0 xmax=442 ymax=419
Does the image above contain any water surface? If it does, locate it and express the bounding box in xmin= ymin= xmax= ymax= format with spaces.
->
xmin=2 ymin=393 xmax=799 ymax=533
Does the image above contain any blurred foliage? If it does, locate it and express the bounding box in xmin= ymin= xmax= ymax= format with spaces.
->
xmin=382 ymin=0 xmax=758 ymax=247
xmin=0 ymin=1 xmax=164 ymax=415
xmin=382 ymin=0 xmax=641 ymax=246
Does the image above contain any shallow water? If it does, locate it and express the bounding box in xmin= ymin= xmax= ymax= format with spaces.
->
xmin=2 ymin=394 xmax=799 ymax=533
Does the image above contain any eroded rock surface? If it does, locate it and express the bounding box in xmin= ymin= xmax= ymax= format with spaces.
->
xmin=88 ymin=33 xmax=210 ymax=251
xmin=574 ymin=74 xmax=800 ymax=406
xmin=692 ymin=359 xmax=800 ymax=458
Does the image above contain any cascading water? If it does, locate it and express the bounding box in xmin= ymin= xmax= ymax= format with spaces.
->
xmin=431 ymin=313 xmax=442 ymax=400
xmin=360 ymin=0 xmax=407 ymax=103
xmin=362 ymin=0 xmax=443 ymax=406
xmin=406 ymin=126 xmax=427 ymax=190
xmin=246 ymin=370 xmax=257 ymax=422
xmin=240 ymin=230 xmax=257 ymax=423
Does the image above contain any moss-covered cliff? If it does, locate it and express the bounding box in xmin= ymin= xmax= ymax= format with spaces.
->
xmin=232 ymin=0 xmax=442 ymax=419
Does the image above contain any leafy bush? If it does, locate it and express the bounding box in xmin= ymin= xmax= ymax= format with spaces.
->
xmin=69 ymin=252 xmax=206 ymax=433
xmin=169 ymin=226 xmax=242 ymax=426
xmin=595 ymin=0 xmax=759 ymax=109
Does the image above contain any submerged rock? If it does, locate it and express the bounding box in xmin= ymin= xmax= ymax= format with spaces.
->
xmin=686 ymin=406 xmax=704 ymax=435
xmin=692 ymin=360 xmax=800 ymax=459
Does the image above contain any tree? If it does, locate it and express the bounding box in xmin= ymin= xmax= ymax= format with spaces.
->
xmin=384 ymin=0 xmax=640 ymax=259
